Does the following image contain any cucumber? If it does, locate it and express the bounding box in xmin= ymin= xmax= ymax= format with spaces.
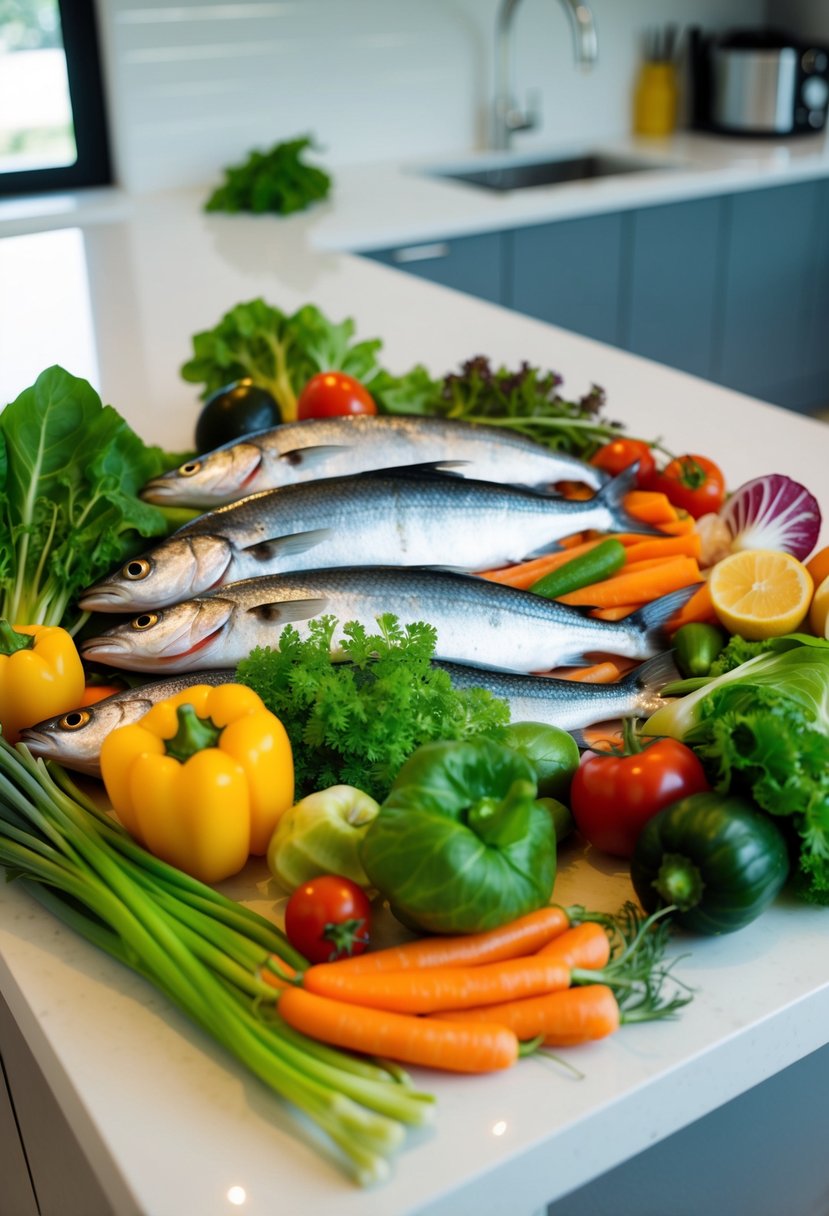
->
xmin=530 ymin=538 xmax=627 ymax=599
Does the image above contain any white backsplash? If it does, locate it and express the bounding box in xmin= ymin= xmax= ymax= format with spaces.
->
xmin=95 ymin=0 xmax=769 ymax=193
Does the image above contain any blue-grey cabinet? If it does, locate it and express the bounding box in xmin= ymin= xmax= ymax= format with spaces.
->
xmin=364 ymin=231 xmax=503 ymax=304
xmin=715 ymin=180 xmax=824 ymax=408
xmin=622 ymin=197 xmax=724 ymax=380
xmin=506 ymin=213 xmax=625 ymax=346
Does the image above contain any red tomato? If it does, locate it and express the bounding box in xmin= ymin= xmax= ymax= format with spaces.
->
xmin=284 ymin=875 xmax=372 ymax=964
xmin=590 ymin=438 xmax=656 ymax=485
xmin=570 ymin=735 xmax=710 ymax=859
xmin=644 ymin=454 xmax=726 ymax=519
xmin=296 ymin=372 xmax=376 ymax=420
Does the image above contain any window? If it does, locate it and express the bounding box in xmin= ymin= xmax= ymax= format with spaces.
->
xmin=0 ymin=0 xmax=111 ymax=194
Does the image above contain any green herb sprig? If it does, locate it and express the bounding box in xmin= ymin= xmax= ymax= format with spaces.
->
xmin=236 ymin=613 xmax=510 ymax=800
xmin=205 ymin=136 xmax=331 ymax=215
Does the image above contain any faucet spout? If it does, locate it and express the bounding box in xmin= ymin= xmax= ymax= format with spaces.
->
xmin=493 ymin=0 xmax=598 ymax=149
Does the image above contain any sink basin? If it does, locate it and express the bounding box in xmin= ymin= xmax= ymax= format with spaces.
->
xmin=431 ymin=153 xmax=669 ymax=193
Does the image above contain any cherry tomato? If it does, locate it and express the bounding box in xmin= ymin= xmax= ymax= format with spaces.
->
xmin=296 ymin=372 xmax=376 ymax=420
xmin=570 ymin=728 xmax=710 ymax=859
xmin=590 ymin=438 xmax=655 ymax=485
xmin=644 ymin=454 xmax=726 ymax=519
xmin=284 ymin=875 xmax=372 ymax=963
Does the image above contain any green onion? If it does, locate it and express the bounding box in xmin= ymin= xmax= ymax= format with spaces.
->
xmin=0 ymin=738 xmax=434 ymax=1185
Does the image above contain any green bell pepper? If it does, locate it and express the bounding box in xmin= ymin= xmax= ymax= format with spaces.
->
xmin=360 ymin=738 xmax=556 ymax=935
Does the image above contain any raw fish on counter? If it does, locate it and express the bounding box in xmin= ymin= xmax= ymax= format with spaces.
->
xmin=139 ymin=414 xmax=608 ymax=508
xmin=82 ymin=468 xmax=658 ymax=611
xmin=79 ymin=567 xmax=697 ymax=674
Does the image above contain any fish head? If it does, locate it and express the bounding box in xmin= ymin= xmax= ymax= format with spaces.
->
xmin=19 ymin=697 xmax=150 ymax=775
xmin=79 ymin=597 xmax=235 ymax=672
xmin=78 ymin=535 xmax=234 ymax=611
xmin=140 ymin=445 xmax=264 ymax=507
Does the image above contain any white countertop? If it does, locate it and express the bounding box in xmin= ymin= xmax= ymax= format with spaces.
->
xmin=1 ymin=182 xmax=829 ymax=1216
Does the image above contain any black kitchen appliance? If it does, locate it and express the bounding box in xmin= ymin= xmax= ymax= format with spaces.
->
xmin=690 ymin=27 xmax=829 ymax=136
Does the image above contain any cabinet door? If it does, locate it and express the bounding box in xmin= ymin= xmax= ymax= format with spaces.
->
xmin=624 ymin=197 xmax=724 ymax=379
xmin=363 ymin=232 xmax=503 ymax=304
xmin=802 ymin=177 xmax=829 ymax=412
xmin=507 ymin=214 xmax=624 ymax=345
xmin=716 ymin=181 xmax=823 ymax=404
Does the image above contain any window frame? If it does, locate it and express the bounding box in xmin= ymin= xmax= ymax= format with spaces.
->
xmin=0 ymin=0 xmax=112 ymax=196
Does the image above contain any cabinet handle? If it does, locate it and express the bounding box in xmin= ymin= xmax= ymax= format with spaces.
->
xmin=392 ymin=242 xmax=450 ymax=264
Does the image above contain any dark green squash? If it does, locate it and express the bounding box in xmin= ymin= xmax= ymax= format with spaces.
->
xmin=630 ymin=792 xmax=789 ymax=935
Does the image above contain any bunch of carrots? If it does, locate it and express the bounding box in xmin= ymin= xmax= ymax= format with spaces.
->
xmin=482 ymin=490 xmax=717 ymax=684
xmin=262 ymin=904 xmax=692 ymax=1075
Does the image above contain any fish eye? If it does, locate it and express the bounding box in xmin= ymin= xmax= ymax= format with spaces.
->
xmin=178 ymin=461 xmax=201 ymax=477
xmin=123 ymin=558 xmax=151 ymax=581
xmin=59 ymin=711 xmax=90 ymax=731
xmin=132 ymin=613 xmax=159 ymax=630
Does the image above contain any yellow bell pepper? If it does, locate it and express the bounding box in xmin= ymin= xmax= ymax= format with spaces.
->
xmin=0 ymin=620 xmax=85 ymax=744
xmin=100 ymin=683 xmax=294 ymax=884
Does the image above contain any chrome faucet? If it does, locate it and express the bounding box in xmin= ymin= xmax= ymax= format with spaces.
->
xmin=493 ymin=0 xmax=598 ymax=150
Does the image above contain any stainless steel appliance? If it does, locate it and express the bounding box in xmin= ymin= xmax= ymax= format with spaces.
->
xmin=690 ymin=28 xmax=829 ymax=136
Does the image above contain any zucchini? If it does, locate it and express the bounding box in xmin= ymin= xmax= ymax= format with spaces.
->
xmin=630 ymin=792 xmax=789 ymax=935
xmin=673 ymin=622 xmax=726 ymax=678
xmin=530 ymin=538 xmax=626 ymax=599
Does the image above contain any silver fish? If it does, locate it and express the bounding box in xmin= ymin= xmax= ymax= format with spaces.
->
xmin=18 ymin=672 xmax=234 ymax=777
xmin=434 ymin=652 xmax=680 ymax=737
xmin=140 ymin=415 xmax=608 ymax=508
xmin=78 ymin=567 xmax=698 ymax=675
xmin=80 ymin=468 xmax=657 ymax=612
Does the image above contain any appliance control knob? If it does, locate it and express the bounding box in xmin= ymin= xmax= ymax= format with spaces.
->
xmin=802 ymin=48 xmax=828 ymax=74
xmin=809 ymin=110 xmax=825 ymax=129
xmin=802 ymin=75 xmax=829 ymax=109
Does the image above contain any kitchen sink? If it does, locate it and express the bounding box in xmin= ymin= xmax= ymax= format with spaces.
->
xmin=430 ymin=153 xmax=670 ymax=193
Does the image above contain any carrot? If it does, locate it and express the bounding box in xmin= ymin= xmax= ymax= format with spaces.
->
xmin=303 ymin=956 xmax=574 ymax=1014
xmin=622 ymin=533 xmax=701 ymax=563
xmin=299 ymin=906 xmax=571 ymax=977
xmin=278 ymin=987 xmax=519 ymax=1073
xmin=623 ymin=490 xmax=679 ymax=524
xmin=434 ymin=984 xmax=620 ymax=1047
xmin=666 ymin=581 xmax=716 ymax=632
xmin=621 ymin=555 xmax=697 ymax=576
xmin=480 ymin=538 xmax=607 ymax=589
xmin=536 ymin=921 xmax=611 ymax=970
xmin=557 ymin=660 xmax=625 ymax=684
xmin=557 ymin=557 xmax=702 ymax=608
xmin=588 ymin=604 xmax=642 ymax=621
xmin=653 ymin=514 xmax=697 ymax=537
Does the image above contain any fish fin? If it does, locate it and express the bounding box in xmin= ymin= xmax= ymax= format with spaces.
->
xmin=278 ymin=444 xmax=349 ymax=469
xmin=621 ymin=650 xmax=681 ymax=690
xmin=361 ymin=461 xmax=472 ymax=481
xmin=247 ymin=597 xmax=329 ymax=625
xmin=242 ymin=528 xmax=331 ymax=560
xmin=596 ymin=463 xmax=664 ymax=537
xmin=627 ymin=584 xmax=703 ymax=653
xmin=568 ymin=729 xmax=590 ymax=750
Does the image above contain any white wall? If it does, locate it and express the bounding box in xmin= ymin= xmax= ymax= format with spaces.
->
xmin=94 ymin=0 xmax=768 ymax=194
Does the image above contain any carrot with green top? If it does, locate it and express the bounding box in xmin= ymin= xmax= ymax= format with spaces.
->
xmin=278 ymin=987 xmax=521 ymax=1073
xmin=297 ymin=905 xmax=572 ymax=978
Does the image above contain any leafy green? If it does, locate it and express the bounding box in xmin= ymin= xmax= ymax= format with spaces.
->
xmin=707 ymin=631 xmax=829 ymax=677
xmin=377 ymin=355 xmax=625 ymax=461
xmin=686 ymin=683 xmax=829 ymax=904
xmin=0 ymin=367 xmax=175 ymax=632
xmin=181 ymin=299 xmax=384 ymax=422
xmin=235 ymin=614 xmax=510 ymax=800
xmin=360 ymin=738 xmax=556 ymax=935
xmin=204 ymin=136 xmax=331 ymax=215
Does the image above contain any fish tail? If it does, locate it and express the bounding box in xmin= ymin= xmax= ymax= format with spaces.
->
xmin=596 ymin=464 xmax=664 ymax=537
xmin=622 ymin=651 xmax=681 ymax=719
xmin=627 ymin=584 xmax=703 ymax=654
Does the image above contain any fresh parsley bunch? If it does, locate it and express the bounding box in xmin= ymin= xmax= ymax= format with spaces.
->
xmin=205 ymin=136 xmax=331 ymax=216
xmin=236 ymin=613 xmax=510 ymax=800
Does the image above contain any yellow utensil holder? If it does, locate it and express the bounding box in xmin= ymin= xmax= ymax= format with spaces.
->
xmin=634 ymin=63 xmax=678 ymax=137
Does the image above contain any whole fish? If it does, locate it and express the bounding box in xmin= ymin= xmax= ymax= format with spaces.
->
xmin=80 ymin=468 xmax=657 ymax=612
xmin=79 ymin=567 xmax=698 ymax=675
xmin=139 ymin=415 xmax=608 ymax=508
xmin=435 ymin=652 xmax=679 ymax=737
xmin=19 ymin=672 xmax=234 ymax=777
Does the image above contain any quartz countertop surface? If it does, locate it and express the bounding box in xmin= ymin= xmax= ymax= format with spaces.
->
xmin=1 ymin=181 xmax=829 ymax=1216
